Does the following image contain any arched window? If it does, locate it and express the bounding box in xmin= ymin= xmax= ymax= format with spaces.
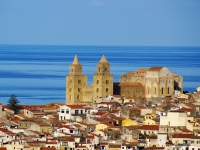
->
xmin=161 ymin=88 xmax=164 ymax=95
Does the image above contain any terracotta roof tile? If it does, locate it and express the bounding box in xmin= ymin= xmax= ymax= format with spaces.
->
xmin=148 ymin=67 xmax=164 ymax=72
xmin=172 ymin=134 xmax=193 ymax=138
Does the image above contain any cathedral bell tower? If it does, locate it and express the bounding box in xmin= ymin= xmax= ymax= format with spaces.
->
xmin=93 ymin=55 xmax=113 ymax=99
xmin=66 ymin=55 xmax=87 ymax=105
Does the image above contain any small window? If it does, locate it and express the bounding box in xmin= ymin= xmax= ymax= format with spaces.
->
xmin=75 ymin=110 xmax=79 ymax=114
xmin=78 ymin=79 xmax=81 ymax=84
xmin=97 ymin=80 xmax=99 ymax=84
xmin=61 ymin=109 xmax=64 ymax=113
xmin=96 ymin=88 xmax=99 ymax=92
xmin=106 ymin=88 xmax=108 ymax=92
xmin=66 ymin=109 xmax=69 ymax=114
xmin=106 ymin=80 xmax=109 ymax=84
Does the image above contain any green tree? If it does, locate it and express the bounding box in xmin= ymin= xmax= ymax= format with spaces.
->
xmin=7 ymin=94 xmax=21 ymax=114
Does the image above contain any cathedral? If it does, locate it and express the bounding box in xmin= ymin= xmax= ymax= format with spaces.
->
xmin=66 ymin=55 xmax=113 ymax=104
xmin=66 ymin=55 xmax=183 ymax=104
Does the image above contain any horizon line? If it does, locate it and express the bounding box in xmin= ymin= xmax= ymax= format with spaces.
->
xmin=0 ymin=44 xmax=200 ymax=48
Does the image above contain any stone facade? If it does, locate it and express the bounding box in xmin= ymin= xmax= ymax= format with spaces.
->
xmin=66 ymin=55 xmax=113 ymax=105
xmin=119 ymin=67 xmax=183 ymax=101
xmin=66 ymin=56 xmax=183 ymax=104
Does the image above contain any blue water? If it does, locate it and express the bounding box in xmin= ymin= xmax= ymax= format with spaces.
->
xmin=0 ymin=45 xmax=200 ymax=105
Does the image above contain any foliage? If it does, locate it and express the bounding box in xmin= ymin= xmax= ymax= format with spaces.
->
xmin=183 ymin=91 xmax=189 ymax=94
xmin=139 ymin=132 xmax=147 ymax=139
xmin=7 ymin=94 xmax=21 ymax=114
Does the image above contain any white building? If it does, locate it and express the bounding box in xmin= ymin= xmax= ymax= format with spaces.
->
xmin=160 ymin=111 xmax=194 ymax=127
xmin=59 ymin=105 xmax=86 ymax=121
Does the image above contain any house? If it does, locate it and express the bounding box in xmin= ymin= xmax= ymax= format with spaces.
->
xmin=157 ymin=133 xmax=168 ymax=147
xmin=121 ymin=142 xmax=138 ymax=150
xmin=122 ymin=126 xmax=139 ymax=141
xmin=190 ymin=136 xmax=200 ymax=150
xmin=137 ymin=125 xmax=159 ymax=136
xmin=171 ymin=134 xmax=192 ymax=146
xmin=59 ymin=105 xmax=86 ymax=121
xmin=146 ymin=136 xmax=157 ymax=147
xmin=160 ymin=111 xmax=194 ymax=127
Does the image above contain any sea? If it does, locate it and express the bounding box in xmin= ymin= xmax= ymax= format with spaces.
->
xmin=0 ymin=45 xmax=200 ymax=105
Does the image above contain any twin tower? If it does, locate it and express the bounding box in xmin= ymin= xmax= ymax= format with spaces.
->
xmin=66 ymin=55 xmax=113 ymax=105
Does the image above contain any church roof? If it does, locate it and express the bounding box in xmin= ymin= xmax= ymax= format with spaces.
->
xmin=72 ymin=55 xmax=79 ymax=64
xmin=99 ymin=55 xmax=108 ymax=63
xmin=136 ymin=68 xmax=149 ymax=73
xmin=148 ymin=67 xmax=164 ymax=72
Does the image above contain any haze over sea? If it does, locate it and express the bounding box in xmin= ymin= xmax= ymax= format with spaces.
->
xmin=0 ymin=45 xmax=200 ymax=105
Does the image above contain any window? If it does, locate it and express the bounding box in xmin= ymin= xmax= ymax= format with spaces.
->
xmin=106 ymin=80 xmax=109 ymax=84
xmin=161 ymin=88 xmax=164 ymax=95
xmin=78 ymin=79 xmax=81 ymax=84
xmin=168 ymin=87 xmax=170 ymax=94
xmin=75 ymin=110 xmax=79 ymax=114
xmin=62 ymin=142 xmax=68 ymax=146
xmin=96 ymin=88 xmax=99 ymax=92
xmin=106 ymin=88 xmax=108 ymax=92
xmin=78 ymin=88 xmax=81 ymax=92
xmin=97 ymin=80 xmax=99 ymax=84
xmin=61 ymin=109 xmax=64 ymax=113
xmin=66 ymin=109 xmax=69 ymax=114
xmin=69 ymin=88 xmax=72 ymax=92
xmin=155 ymin=88 xmax=156 ymax=95
xmin=124 ymin=129 xmax=126 ymax=134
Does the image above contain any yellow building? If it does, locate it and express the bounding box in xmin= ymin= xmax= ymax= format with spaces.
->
xmin=95 ymin=123 xmax=109 ymax=131
xmin=66 ymin=55 xmax=113 ymax=105
xmin=122 ymin=119 xmax=138 ymax=126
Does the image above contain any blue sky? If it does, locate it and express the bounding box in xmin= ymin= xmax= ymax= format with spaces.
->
xmin=0 ymin=0 xmax=200 ymax=46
